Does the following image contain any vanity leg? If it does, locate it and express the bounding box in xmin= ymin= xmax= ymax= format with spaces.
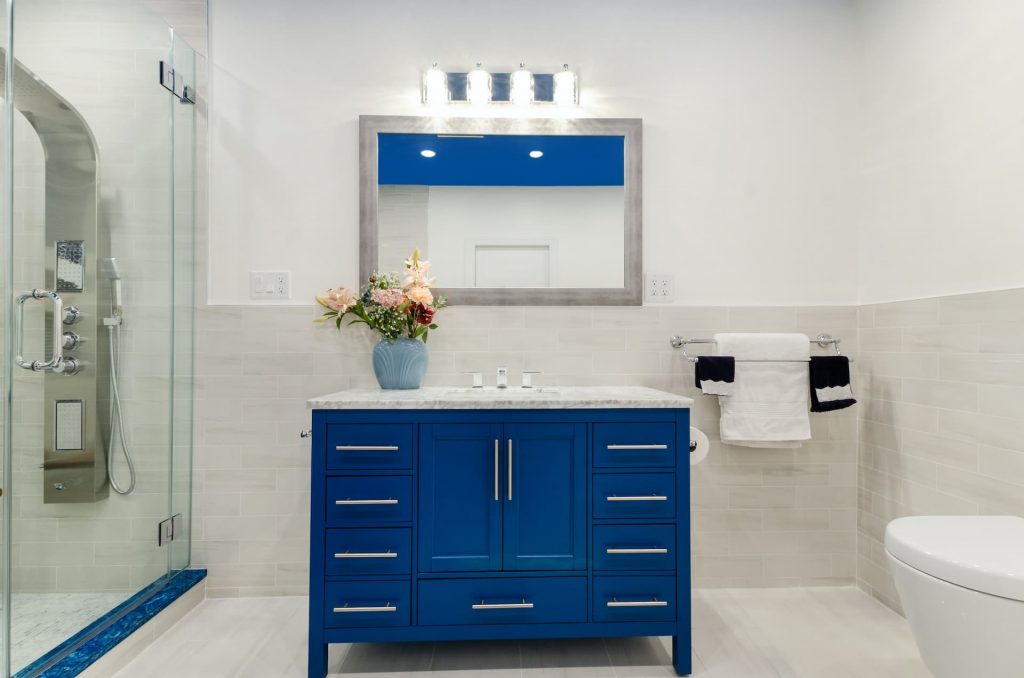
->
xmin=308 ymin=642 xmax=327 ymax=678
xmin=671 ymin=635 xmax=692 ymax=676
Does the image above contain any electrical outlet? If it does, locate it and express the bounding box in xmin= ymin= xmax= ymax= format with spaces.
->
xmin=249 ymin=271 xmax=291 ymax=300
xmin=645 ymin=273 xmax=675 ymax=302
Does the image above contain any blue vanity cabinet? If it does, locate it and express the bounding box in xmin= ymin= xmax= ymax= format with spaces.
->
xmin=308 ymin=406 xmax=691 ymax=678
xmin=419 ymin=423 xmax=504 ymax=572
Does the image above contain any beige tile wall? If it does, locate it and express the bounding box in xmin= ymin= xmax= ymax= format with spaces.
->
xmin=857 ymin=288 xmax=1024 ymax=610
xmin=191 ymin=303 xmax=860 ymax=597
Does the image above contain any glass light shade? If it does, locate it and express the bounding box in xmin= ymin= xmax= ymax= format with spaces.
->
xmin=553 ymin=64 xmax=578 ymax=106
xmin=510 ymin=64 xmax=533 ymax=106
xmin=423 ymin=63 xmax=448 ymax=106
xmin=467 ymin=63 xmax=492 ymax=105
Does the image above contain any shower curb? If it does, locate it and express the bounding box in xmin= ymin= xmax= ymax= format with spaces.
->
xmin=15 ymin=568 xmax=207 ymax=678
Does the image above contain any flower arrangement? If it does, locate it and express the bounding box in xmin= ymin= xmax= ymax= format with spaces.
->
xmin=316 ymin=249 xmax=447 ymax=343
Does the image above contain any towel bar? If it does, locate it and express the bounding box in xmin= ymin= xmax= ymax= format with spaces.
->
xmin=668 ymin=333 xmax=853 ymax=364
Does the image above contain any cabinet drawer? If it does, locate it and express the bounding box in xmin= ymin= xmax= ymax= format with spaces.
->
xmin=326 ymin=476 xmax=412 ymax=525
xmin=593 ymin=524 xmax=676 ymax=571
xmin=418 ymin=577 xmax=587 ymax=626
xmin=325 ymin=528 xmax=411 ymax=576
xmin=324 ymin=580 xmax=410 ymax=628
xmin=326 ymin=424 xmax=413 ymax=470
xmin=594 ymin=423 xmax=676 ymax=468
xmin=593 ymin=473 xmax=676 ymax=520
xmin=593 ymin=576 xmax=676 ymax=623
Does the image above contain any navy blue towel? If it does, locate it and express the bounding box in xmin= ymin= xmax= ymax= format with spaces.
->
xmin=809 ymin=356 xmax=856 ymax=412
xmin=694 ymin=356 xmax=735 ymax=396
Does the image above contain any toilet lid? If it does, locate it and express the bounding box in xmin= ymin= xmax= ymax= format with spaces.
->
xmin=886 ymin=516 xmax=1024 ymax=602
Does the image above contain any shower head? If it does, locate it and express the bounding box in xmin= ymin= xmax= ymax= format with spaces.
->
xmin=100 ymin=257 xmax=122 ymax=280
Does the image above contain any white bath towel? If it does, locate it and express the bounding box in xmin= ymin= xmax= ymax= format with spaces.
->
xmin=715 ymin=333 xmax=811 ymax=448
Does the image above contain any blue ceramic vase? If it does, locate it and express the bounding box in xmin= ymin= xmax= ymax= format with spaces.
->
xmin=372 ymin=338 xmax=428 ymax=390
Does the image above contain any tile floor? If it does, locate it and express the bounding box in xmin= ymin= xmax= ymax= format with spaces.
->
xmin=112 ymin=587 xmax=931 ymax=677
xmin=10 ymin=591 xmax=132 ymax=674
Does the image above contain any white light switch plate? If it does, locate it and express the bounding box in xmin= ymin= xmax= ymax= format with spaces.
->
xmin=645 ymin=273 xmax=674 ymax=303
xmin=249 ymin=271 xmax=291 ymax=300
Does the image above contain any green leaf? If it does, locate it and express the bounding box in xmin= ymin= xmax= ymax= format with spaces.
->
xmin=428 ymin=323 xmax=438 ymax=329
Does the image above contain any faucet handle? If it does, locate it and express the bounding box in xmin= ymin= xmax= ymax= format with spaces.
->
xmin=522 ymin=371 xmax=541 ymax=389
xmin=461 ymin=371 xmax=484 ymax=388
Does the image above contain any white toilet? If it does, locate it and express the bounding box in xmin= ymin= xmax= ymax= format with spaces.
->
xmin=885 ymin=515 xmax=1024 ymax=678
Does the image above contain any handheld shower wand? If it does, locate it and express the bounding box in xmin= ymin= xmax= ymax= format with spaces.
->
xmin=101 ymin=257 xmax=135 ymax=495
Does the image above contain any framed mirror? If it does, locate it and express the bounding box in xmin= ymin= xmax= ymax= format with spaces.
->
xmin=360 ymin=116 xmax=642 ymax=305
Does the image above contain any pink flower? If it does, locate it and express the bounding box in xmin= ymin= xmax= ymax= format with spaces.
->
xmin=370 ymin=288 xmax=407 ymax=308
xmin=406 ymin=285 xmax=434 ymax=306
xmin=403 ymin=248 xmax=436 ymax=288
xmin=317 ymin=287 xmax=356 ymax=313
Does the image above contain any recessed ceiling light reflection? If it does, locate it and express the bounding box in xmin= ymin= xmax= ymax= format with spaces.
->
xmin=420 ymin=150 xmax=437 ymax=158
xmin=529 ymin=150 xmax=544 ymax=158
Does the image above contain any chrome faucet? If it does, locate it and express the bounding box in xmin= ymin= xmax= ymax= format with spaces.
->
xmin=496 ymin=367 xmax=508 ymax=389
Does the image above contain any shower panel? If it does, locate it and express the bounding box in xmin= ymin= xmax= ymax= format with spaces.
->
xmin=5 ymin=57 xmax=109 ymax=503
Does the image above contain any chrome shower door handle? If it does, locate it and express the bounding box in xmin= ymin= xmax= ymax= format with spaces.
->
xmin=14 ymin=289 xmax=64 ymax=372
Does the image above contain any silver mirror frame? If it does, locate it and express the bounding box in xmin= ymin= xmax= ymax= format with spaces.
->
xmin=360 ymin=115 xmax=642 ymax=306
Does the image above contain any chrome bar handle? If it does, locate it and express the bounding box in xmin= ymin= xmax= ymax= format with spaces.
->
xmin=606 ymin=547 xmax=669 ymax=554
xmin=472 ymin=598 xmax=533 ymax=610
xmin=333 ymin=602 xmax=397 ymax=613
xmin=606 ymin=495 xmax=669 ymax=502
xmin=334 ymin=498 xmax=398 ymax=505
xmin=14 ymin=289 xmax=64 ymax=372
xmin=335 ymin=445 xmax=400 ymax=451
xmin=606 ymin=444 xmax=668 ymax=450
xmin=494 ymin=439 xmax=499 ymax=501
xmin=507 ymin=439 xmax=513 ymax=501
xmin=608 ymin=597 xmax=668 ymax=608
xmin=334 ymin=551 xmax=397 ymax=559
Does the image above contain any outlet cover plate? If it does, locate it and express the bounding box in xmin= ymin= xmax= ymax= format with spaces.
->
xmin=645 ymin=273 xmax=674 ymax=303
xmin=249 ymin=271 xmax=290 ymax=300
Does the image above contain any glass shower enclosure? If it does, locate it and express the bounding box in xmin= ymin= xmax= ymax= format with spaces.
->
xmin=0 ymin=1 xmax=199 ymax=675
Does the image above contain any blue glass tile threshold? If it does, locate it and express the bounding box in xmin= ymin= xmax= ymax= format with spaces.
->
xmin=16 ymin=568 xmax=207 ymax=678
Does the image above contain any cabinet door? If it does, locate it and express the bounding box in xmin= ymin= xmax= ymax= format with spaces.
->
xmin=503 ymin=423 xmax=587 ymax=571
xmin=419 ymin=423 xmax=503 ymax=572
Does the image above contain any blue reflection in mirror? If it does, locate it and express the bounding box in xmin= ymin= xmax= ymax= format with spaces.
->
xmin=378 ymin=134 xmax=625 ymax=187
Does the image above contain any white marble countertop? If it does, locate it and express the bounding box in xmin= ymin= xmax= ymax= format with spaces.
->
xmin=308 ymin=386 xmax=693 ymax=410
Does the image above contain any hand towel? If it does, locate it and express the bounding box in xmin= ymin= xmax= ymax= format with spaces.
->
xmin=715 ymin=333 xmax=811 ymax=448
xmin=694 ymin=356 xmax=735 ymax=396
xmin=809 ymin=356 xmax=856 ymax=412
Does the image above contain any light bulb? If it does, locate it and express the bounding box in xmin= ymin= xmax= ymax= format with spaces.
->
xmin=553 ymin=63 xmax=577 ymax=107
xmin=423 ymin=63 xmax=448 ymax=106
xmin=510 ymin=63 xmax=533 ymax=106
xmin=467 ymin=63 xmax=491 ymax=105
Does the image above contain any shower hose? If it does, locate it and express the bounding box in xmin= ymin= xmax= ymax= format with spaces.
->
xmin=106 ymin=318 xmax=136 ymax=495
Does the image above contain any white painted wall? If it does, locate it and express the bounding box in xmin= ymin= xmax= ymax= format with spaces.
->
xmin=209 ymin=0 xmax=863 ymax=306
xmin=856 ymin=0 xmax=1024 ymax=304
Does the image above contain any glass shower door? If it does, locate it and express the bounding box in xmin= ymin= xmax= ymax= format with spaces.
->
xmin=0 ymin=3 xmax=197 ymax=675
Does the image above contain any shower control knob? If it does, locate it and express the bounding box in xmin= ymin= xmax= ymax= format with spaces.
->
xmin=53 ymin=482 xmax=66 ymax=491
xmin=55 ymin=356 xmax=82 ymax=376
xmin=62 ymin=305 xmax=82 ymax=325
xmin=62 ymin=331 xmax=81 ymax=350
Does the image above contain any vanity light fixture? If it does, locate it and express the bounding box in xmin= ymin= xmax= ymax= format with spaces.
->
xmin=420 ymin=149 xmax=436 ymax=158
xmin=529 ymin=150 xmax=544 ymax=158
xmin=553 ymin=63 xmax=578 ymax=106
xmin=467 ymin=63 xmax=492 ymax=105
xmin=510 ymin=63 xmax=533 ymax=106
xmin=422 ymin=62 xmax=448 ymax=106
xmin=419 ymin=63 xmax=578 ymax=106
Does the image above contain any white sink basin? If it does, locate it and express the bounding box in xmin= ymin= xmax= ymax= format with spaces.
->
xmin=443 ymin=387 xmax=561 ymax=397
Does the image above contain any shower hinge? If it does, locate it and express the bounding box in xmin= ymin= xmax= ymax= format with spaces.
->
xmin=158 ymin=61 xmax=195 ymax=105
xmin=158 ymin=512 xmax=184 ymax=547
